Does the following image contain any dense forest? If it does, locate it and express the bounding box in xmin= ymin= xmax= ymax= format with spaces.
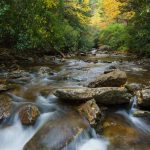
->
xmin=0 ymin=0 xmax=150 ymax=57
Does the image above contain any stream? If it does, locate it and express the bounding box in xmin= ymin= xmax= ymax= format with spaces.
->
xmin=0 ymin=53 xmax=150 ymax=150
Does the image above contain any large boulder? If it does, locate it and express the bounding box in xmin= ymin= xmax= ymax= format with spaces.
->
xmin=0 ymin=94 xmax=13 ymax=121
xmin=137 ymin=89 xmax=150 ymax=108
xmin=19 ymin=104 xmax=40 ymax=125
xmin=54 ymin=87 xmax=131 ymax=105
xmin=54 ymin=88 xmax=95 ymax=103
xmin=93 ymin=87 xmax=131 ymax=105
xmin=24 ymin=111 xmax=89 ymax=150
xmin=77 ymin=99 xmax=101 ymax=125
xmin=87 ymin=70 xmax=127 ymax=88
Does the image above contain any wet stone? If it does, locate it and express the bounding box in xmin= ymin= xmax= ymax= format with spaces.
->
xmin=37 ymin=66 xmax=55 ymax=77
xmin=24 ymin=111 xmax=89 ymax=150
xmin=133 ymin=109 xmax=150 ymax=117
xmin=19 ymin=104 xmax=40 ymax=125
xmin=0 ymin=94 xmax=13 ymax=121
xmin=88 ymin=70 xmax=127 ymax=88
xmin=54 ymin=87 xmax=132 ymax=105
xmin=100 ymin=113 xmax=139 ymax=149
xmin=77 ymin=99 xmax=101 ymax=125
xmin=137 ymin=89 xmax=150 ymax=108
xmin=125 ymin=83 xmax=145 ymax=93
xmin=104 ymin=65 xmax=117 ymax=74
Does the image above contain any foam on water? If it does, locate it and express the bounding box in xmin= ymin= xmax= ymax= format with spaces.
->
xmin=0 ymin=113 xmax=52 ymax=150
xmin=78 ymin=138 xmax=109 ymax=150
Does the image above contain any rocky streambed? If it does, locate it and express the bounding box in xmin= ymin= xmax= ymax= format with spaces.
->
xmin=0 ymin=51 xmax=150 ymax=150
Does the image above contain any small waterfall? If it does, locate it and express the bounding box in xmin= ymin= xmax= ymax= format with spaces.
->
xmin=62 ymin=128 xmax=109 ymax=150
xmin=117 ymin=96 xmax=150 ymax=134
xmin=130 ymin=96 xmax=137 ymax=114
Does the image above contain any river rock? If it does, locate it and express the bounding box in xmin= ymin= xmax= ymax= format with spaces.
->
xmin=19 ymin=104 xmax=40 ymax=125
xmin=88 ymin=70 xmax=127 ymax=88
xmin=0 ymin=84 xmax=8 ymax=92
xmin=133 ymin=109 xmax=150 ymax=117
xmin=0 ymin=94 xmax=13 ymax=120
xmin=54 ymin=88 xmax=95 ymax=103
xmin=125 ymin=83 xmax=145 ymax=93
xmin=24 ymin=111 xmax=89 ymax=150
xmin=0 ymin=79 xmax=12 ymax=92
xmin=137 ymin=89 xmax=150 ymax=108
xmin=77 ymin=99 xmax=101 ymax=125
xmin=104 ymin=66 xmax=117 ymax=74
xmin=8 ymin=70 xmax=30 ymax=79
xmin=93 ymin=87 xmax=132 ymax=105
xmin=54 ymin=87 xmax=131 ymax=104
xmin=37 ymin=66 xmax=54 ymax=77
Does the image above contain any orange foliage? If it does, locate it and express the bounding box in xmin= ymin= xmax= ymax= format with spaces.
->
xmin=101 ymin=0 xmax=134 ymax=25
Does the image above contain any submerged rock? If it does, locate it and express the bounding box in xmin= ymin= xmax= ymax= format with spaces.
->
xmin=19 ymin=104 xmax=40 ymax=125
xmin=101 ymin=113 xmax=139 ymax=149
xmin=88 ymin=70 xmax=127 ymax=88
xmin=77 ymin=99 xmax=101 ymax=125
xmin=24 ymin=111 xmax=89 ymax=150
xmin=137 ymin=89 xmax=150 ymax=108
xmin=0 ymin=94 xmax=13 ymax=121
xmin=54 ymin=87 xmax=131 ymax=105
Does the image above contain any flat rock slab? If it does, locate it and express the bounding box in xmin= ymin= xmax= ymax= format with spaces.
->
xmin=54 ymin=88 xmax=95 ymax=102
xmin=87 ymin=70 xmax=127 ymax=88
xmin=54 ymin=87 xmax=131 ymax=105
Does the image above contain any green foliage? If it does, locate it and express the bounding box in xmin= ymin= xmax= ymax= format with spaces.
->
xmin=0 ymin=0 xmax=98 ymax=53
xmin=120 ymin=0 xmax=150 ymax=57
xmin=99 ymin=23 xmax=129 ymax=51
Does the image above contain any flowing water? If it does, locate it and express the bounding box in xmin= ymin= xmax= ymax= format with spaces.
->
xmin=0 ymin=53 xmax=150 ymax=150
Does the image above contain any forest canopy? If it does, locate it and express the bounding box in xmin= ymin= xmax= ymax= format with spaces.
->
xmin=0 ymin=0 xmax=150 ymax=56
